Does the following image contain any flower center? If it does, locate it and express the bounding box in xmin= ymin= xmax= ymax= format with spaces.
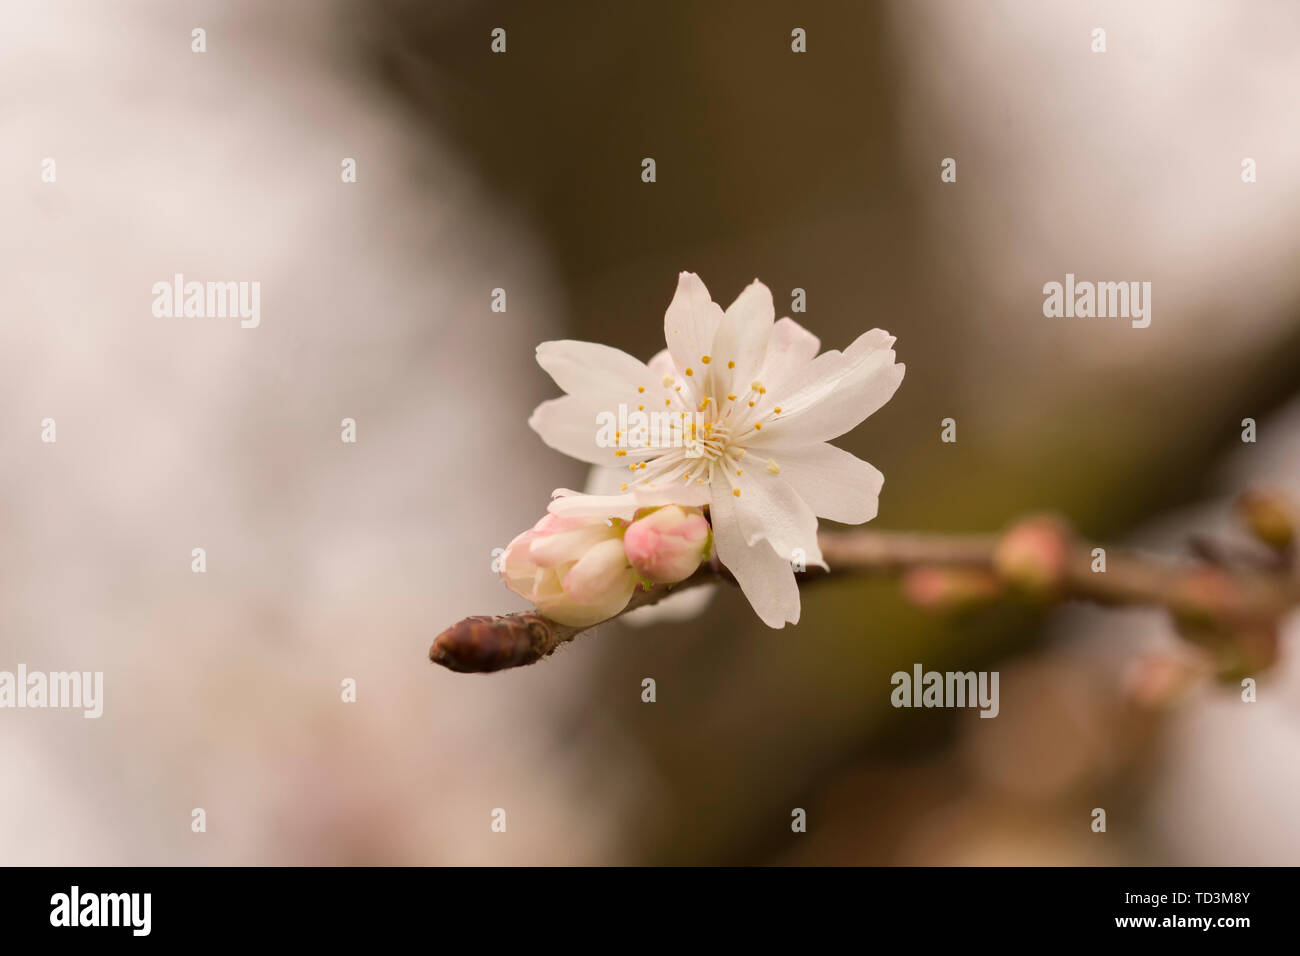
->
xmin=687 ymin=420 xmax=732 ymax=461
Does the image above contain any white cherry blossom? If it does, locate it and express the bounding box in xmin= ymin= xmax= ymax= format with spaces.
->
xmin=528 ymin=272 xmax=904 ymax=627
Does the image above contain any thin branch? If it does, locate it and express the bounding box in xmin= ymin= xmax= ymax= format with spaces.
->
xmin=429 ymin=563 xmax=725 ymax=674
xmin=430 ymin=516 xmax=1300 ymax=674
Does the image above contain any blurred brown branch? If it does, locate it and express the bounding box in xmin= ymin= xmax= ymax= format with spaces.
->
xmin=431 ymin=495 xmax=1299 ymax=675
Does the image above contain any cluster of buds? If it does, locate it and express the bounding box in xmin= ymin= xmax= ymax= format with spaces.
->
xmin=500 ymin=505 xmax=712 ymax=626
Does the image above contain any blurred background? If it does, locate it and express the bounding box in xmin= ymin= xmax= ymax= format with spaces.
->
xmin=3 ymin=0 xmax=1300 ymax=864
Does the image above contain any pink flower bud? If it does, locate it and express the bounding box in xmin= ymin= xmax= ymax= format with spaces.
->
xmin=993 ymin=515 xmax=1071 ymax=596
xmin=500 ymin=513 xmax=636 ymax=626
xmin=623 ymin=505 xmax=711 ymax=585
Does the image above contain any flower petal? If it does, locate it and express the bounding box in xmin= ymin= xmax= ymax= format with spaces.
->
xmin=547 ymin=481 xmax=710 ymax=520
xmin=631 ymin=480 xmax=711 ymax=510
xmin=709 ymin=484 xmax=801 ymax=628
xmin=710 ymin=279 xmax=774 ymax=408
xmin=758 ymin=316 xmax=821 ymax=395
xmin=536 ymin=340 xmax=654 ymax=399
xmin=528 ymin=521 xmax=617 ymax=568
xmin=548 ymin=491 xmax=642 ymax=520
xmin=500 ymin=528 xmax=542 ymax=593
xmin=528 ymin=395 xmax=659 ymax=467
xmin=646 ymin=347 xmax=677 ymax=380
xmin=663 ymin=272 xmax=723 ymax=402
xmin=768 ymin=443 xmax=884 ymax=525
xmin=561 ymin=537 xmax=636 ymax=605
xmin=724 ymin=466 xmax=826 ymax=569
xmin=746 ymin=329 xmax=904 ymax=448
xmin=584 ymin=465 xmax=629 ymax=495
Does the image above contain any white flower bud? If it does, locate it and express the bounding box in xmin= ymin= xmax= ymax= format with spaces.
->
xmin=500 ymin=514 xmax=637 ymax=626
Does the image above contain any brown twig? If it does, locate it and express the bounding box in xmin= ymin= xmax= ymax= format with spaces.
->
xmin=430 ymin=514 xmax=1300 ymax=674
xmin=430 ymin=563 xmax=725 ymax=673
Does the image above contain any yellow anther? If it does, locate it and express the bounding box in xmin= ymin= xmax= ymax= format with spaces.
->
xmin=701 ymin=355 xmax=711 ymax=364
xmin=748 ymin=401 xmax=755 ymax=407
xmin=773 ymin=406 xmax=782 ymax=414
xmin=661 ymin=375 xmax=674 ymax=387
xmin=638 ymin=386 xmax=645 ymax=393
xmin=733 ymin=488 xmax=741 ymax=497
xmin=615 ymin=450 xmax=627 ymax=457
xmin=727 ymin=360 xmax=735 ymax=369
xmin=685 ymin=368 xmax=694 ymax=376
xmin=754 ymin=422 xmax=762 ymax=430
xmin=620 ymin=482 xmax=629 ymax=490
xmin=766 ymin=459 xmax=780 ymax=475
xmin=637 ymin=404 xmax=644 ymax=411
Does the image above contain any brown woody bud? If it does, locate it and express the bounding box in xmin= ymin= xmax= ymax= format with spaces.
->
xmin=430 ymin=613 xmax=557 ymax=673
